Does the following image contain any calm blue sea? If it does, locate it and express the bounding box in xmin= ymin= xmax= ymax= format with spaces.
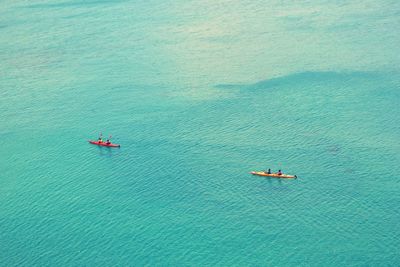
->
xmin=1 ymin=0 xmax=399 ymax=266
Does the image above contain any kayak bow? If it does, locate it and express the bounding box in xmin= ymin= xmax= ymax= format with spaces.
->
xmin=250 ymin=171 xmax=297 ymax=179
xmin=89 ymin=140 xmax=120 ymax=147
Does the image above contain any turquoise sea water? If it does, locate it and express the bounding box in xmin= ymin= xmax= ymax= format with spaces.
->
xmin=1 ymin=0 xmax=400 ymax=266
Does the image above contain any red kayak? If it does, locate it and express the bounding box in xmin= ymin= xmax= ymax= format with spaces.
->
xmin=89 ymin=140 xmax=120 ymax=147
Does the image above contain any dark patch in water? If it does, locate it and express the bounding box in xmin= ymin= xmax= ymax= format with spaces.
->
xmin=23 ymin=0 xmax=127 ymax=9
xmin=327 ymin=145 xmax=341 ymax=155
xmin=216 ymin=71 xmax=377 ymax=90
xmin=62 ymin=12 xmax=91 ymax=20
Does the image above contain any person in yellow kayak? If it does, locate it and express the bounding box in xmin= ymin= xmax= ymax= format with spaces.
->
xmin=277 ymin=170 xmax=282 ymax=175
xmin=265 ymin=168 xmax=271 ymax=174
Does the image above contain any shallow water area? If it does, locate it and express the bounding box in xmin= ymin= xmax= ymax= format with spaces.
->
xmin=1 ymin=0 xmax=399 ymax=266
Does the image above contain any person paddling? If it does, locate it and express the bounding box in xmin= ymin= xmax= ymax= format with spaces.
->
xmin=277 ymin=170 xmax=282 ymax=175
xmin=98 ymin=133 xmax=103 ymax=143
xmin=265 ymin=168 xmax=271 ymax=174
xmin=106 ymin=135 xmax=112 ymax=145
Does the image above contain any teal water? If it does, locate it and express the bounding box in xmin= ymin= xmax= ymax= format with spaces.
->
xmin=1 ymin=0 xmax=400 ymax=266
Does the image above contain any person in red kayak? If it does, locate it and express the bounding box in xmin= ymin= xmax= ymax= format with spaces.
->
xmin=98 ymin=133 xmax=103 ymax=143
xmin=106 ymin=135 xmax=112 ymax=145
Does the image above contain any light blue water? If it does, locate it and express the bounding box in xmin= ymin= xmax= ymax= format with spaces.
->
xmin=1 ymin=0 xmax=399 ymax=266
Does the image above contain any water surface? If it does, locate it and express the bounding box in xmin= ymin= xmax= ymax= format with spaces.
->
xmin=1 ymin=0 xmax=399 ymax=266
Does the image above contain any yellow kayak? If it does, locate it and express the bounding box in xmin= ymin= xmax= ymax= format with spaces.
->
xmin=250 ymin=171 xmax=297 ymax=179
